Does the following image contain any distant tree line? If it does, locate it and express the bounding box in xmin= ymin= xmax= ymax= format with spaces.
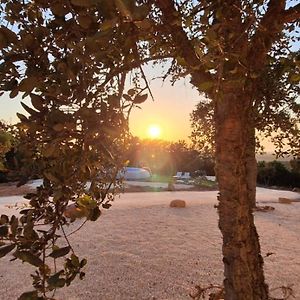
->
xmin=2 ymin=129 xmax=299 ymax=190
xmin=257 ymin=159 xmax=300 ymax=189
xmin=115 ymin=136 xmax=216 ymax=177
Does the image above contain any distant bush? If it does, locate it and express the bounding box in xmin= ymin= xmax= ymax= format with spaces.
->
xmin=257 ymin=160 xmax=300 ymax=188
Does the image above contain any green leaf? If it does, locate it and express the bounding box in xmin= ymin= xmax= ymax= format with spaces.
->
xmin=16 ymin=113 xmax=28 ymax=122
xmin=133 ymin=94 xmax=148 ymax=104
xmin=18 ymin=290 xmax=39 ymax=300
xmin=71 ymin=254 xmax=80 ymax=267
xmin=24 ymin=225 xmax=39 ymax=240
xmin=78 ymin=15 xmax=92 ymax=29
xmin=132 ymin=4 xmax=149 ymax=21
xmin=77 ymin=194 xmax=97 ymax=209
xmin=0 ymin=27 xmax=18 ymax=44
xmin=21 ymin=102 xmax=38 ymax=116
xmin=30 ymin=94 xmax=44 ymax=111
xmin=0 ymin=31 xmax=7 ymax=49
xmin=49 ymin=246 xmax=71 ymax=258
xmin=127 ymin=88 xmax=135 ymax=96
xmin=48 ymin=277 xmax=66 ymax=289
xmin=100 ymin=18 xmax=118 ymax=31
xmin=115 ymin=0 xmax=133 ymax=19
xmin=80 ymin=258 xmax=87 ymax=268
xmin=0 ymin=244 xmax=16 ymax=258
xmin=14 ymin=251 xmax=43 ymax=267
xmin=10 ymin=216 xmax=18 ymax=236
xmin=102 ymin=203 xmax=112 ymax=209
xmin=290 ymin=73 xmax=300 ymax=83
xmin=18 ymin=77 xmax=37 ymax=93
xmin=71 ymin=0 xmax=93 ymax=7
xmin=0 ymin=214 xmax=9 ymax=224
xmin=9 ymin=88 xmax=19 ymax=99
xmin=53 ymin=123 xmax=65 ymax=131
xmin=88 ymin=207 xmax=101 ymax=221
xmin=43 ymin=172 xmax=60 ymax=183
xmin=198 ymin=81 xmax=214 ymax=91
xmin=0 ymin=225 xmax=8 ymax=237
xmin=123 ymin=94 xmax=132 ymax=102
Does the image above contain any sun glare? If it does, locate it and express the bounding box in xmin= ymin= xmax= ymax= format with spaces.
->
xmin=147 ymin=124 xmax=161 ymax=139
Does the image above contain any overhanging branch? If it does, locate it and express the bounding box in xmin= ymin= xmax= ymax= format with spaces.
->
xmin=100 ymin=54 xmax=173 ymax=89
xmin=283 ymin=3 xmax=300 ymax=23
xmin=156 ymin=0 xmax=213 ymax=88
xmin=247 ymin=0 xmax=286 ymax=70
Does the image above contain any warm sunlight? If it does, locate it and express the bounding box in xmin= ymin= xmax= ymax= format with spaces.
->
xmin=147 ymin=124 xmax=161 ymax=139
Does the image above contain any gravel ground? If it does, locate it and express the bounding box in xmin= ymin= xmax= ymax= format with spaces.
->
xmin=0 ymin=189 xmax=299 ymax=300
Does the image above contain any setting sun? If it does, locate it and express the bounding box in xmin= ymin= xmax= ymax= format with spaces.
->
xmin=147 ymin=124 xmax=161 ymax=139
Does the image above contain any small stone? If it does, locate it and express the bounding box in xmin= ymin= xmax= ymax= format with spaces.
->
xmin=292 ymin=187 xmax=300 ymax=193
xmin=278 ymin=197 xmax=292 ymax=204
xmin=170 ymin=199 xmax=186 ymax=208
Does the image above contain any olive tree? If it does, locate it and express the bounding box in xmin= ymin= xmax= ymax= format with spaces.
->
xmin=0 ymin=1 xmax=149 ymax=298
xmin=0 ymin=1 xmax=299 ymax=300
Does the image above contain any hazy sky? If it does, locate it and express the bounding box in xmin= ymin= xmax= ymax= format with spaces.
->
xmin=0 ymin=63 xmax=202 ymax=142
xmin=128 ymin=68 xmax=202 ymax=141
xmin=0 ymin=0 xmax=299 ymax=151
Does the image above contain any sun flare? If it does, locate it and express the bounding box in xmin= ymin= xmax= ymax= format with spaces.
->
xmin=147 ymin=124 xmax=161 ymax=139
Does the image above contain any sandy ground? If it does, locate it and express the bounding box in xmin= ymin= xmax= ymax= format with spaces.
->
xmin=0 ymin=188 xmax=300 ymax=299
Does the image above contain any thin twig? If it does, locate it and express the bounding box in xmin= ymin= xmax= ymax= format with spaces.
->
xmin=67 ymin=219 xmax=88 ymax=237
xmin=139 ymin=66 xmax=155 ymax=101
xmin=60 ymin=223 xmax=75 ymax=254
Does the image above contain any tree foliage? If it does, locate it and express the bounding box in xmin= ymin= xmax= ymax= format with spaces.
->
xmin=257 ymin=160 xmax=300 ymax=188
xmin=190 ymin=55 xmax=300 ymax=157
xmin=0 ymin=1 xmax=149 ymax=298
xmin=125 ymin=137 xmax=215 ymax=176
xmin=0 ymin=0 xmax=300 ymax=299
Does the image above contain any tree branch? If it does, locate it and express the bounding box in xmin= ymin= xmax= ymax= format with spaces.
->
xmin=283 ymin=3 xmax=300 ymax=23
xmin=100 ymin=54 xmax=173 ymax=89
xmin=248 ymin=0 xmax=286 ymax=70
xmin=156 ymin=0 xmax=213 ymax=88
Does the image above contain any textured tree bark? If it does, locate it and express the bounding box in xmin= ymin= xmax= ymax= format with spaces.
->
xmin=215 ymin=89 xmax=268 ymax=300
xmin=245 ymin=126 xmax=257 ymax=209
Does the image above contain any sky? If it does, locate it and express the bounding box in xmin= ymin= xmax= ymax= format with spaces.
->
xmin=0 ymin=1 xmax=299 ymax=153
xmin=0 ymin=62 xmax=294 ymax=155
xmin=128 ymin=70 xmax=202 ymax=141
xmin=0 ymin=71 xmax=201 ymax=142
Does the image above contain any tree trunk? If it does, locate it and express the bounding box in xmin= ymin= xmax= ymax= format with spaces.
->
xmin=215 ymin=88 xmax=268 ymax=300
xmin=246 ymin=126 xmax=257 ymax=209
